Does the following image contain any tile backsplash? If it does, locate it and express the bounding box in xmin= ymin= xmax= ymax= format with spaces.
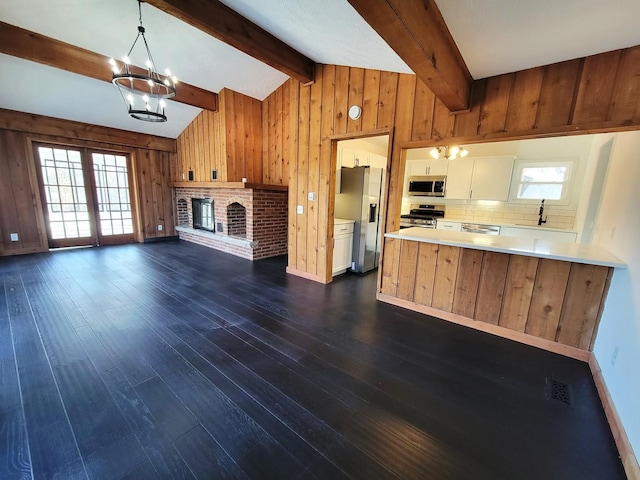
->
xmin=402 ymin=198 xmax=577 ymax=230
xmin=443 ymin=202 xmax=577 ymax=229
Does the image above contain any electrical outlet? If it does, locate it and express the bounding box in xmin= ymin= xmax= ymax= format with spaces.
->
xmin=157 ymin=224 xmax=163 ymax=231
xmin=296 ymin=205 xmax=303 ymax=214
xmin=308 ymin=192 xmax=316 ymax=201
xmin=611 ymin=346 xmax=619 ymax=367
xmin=10 ymin=233 xmax=19 ymax=242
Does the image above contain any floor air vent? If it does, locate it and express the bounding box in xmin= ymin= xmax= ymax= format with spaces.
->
xmin=547 ymin=378 xmax=573 ymax=406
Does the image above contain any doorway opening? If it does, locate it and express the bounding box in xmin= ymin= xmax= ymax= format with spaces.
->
xmin=332 ymin=134 xmax=390 ymax=278
xmin=35 ymin=144 xmax=136 ymax=248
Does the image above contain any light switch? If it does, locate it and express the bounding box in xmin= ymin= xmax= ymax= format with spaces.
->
xmin=10 ymin=233 xmax=19 ymax=242
xmin=308 ymin=192 xmax=316 ymax=201
xmin=157 ymin=225 xmax=163 ymax=231
xmin=296 ymin=205 xmax=303 ymax=214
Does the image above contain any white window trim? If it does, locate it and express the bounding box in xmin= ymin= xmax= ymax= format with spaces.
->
xmin=509 ymin=159 xmax=575 ymax=205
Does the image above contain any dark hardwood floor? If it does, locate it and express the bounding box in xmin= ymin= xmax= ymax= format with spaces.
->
xmin=0 ymin=241 xmax=625 ymax=479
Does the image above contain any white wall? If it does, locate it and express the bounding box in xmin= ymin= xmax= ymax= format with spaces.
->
xmin=592 ymin=130 xmax=640 ymax=465
xmin=576 ymin=134 xmax=615 ymax=242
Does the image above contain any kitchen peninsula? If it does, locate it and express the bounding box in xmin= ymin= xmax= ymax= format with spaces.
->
xmin=379 ymin=227 xmax=626 ymax=360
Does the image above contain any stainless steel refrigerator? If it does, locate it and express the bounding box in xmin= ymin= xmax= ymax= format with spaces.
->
xmin=335 ymin=166 xmax=383 ymax=273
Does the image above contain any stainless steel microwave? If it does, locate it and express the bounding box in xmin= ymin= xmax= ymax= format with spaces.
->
xmin=407 ymin=175 xmax=446 ymax=197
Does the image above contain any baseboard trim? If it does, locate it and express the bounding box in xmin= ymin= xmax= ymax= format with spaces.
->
xmin=377 ymin=293 xmax=590 ymax=361
xmin=143 ymin=235 xmax=179 ymax=243
xmin=285 ymin=267 xmax=328 ymax=284
xmin=0 ymin=245 xmax=48 ymax=256
xmin=589 ymin=355 xmax=640 ymax=480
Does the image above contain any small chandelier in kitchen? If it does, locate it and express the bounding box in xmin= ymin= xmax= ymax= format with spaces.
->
xmin=109 ymin=0 xmax=177 ymax=122
xmin=429 ymin=145 xmax=469 ymax=160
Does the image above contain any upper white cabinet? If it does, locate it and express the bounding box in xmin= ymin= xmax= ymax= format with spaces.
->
xmin=471 ymin=156 xmax=514 ymax=201
xmin=337 ymin=146 xmax=387 ymax=193
xmin=408 ymin=158 xmax=448 ymax=176
xmin=445 ymin=160 xmax=473 ymax=199
xmin=341 ymin=147 xmax=368 ymax=168
xmin=445 ymin=156 xmax=515 ymax=201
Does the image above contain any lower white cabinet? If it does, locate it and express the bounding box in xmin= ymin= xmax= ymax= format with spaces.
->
xmin=500 ymin=226 xmax=577 ymax=243
xmin=333 ymin=219 xmax=355 ymax=276
xmin=436 ymin=220 xmax=462 ymax=232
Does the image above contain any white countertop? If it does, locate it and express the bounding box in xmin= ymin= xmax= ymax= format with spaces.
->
xmin=385 ymin=227 xmax=626 ymax=268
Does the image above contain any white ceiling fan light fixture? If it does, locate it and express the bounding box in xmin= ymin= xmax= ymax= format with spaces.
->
xmin=109 ymin=0 xmax=177 ymax=122
xmin=429 ymin=145 xmax=469 ymax=160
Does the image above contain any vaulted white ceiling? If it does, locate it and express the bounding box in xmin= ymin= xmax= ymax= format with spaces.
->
xmin=0 ymin=0 xmax=639 ymax=138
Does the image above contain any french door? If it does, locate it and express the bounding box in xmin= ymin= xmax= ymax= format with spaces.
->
xmin=35 ymin=143 xmax=136 ymax=248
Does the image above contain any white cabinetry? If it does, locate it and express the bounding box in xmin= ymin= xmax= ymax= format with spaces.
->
xmin=333 ymin=219 xmax=355 ymax=276
xmin=445 ymin=160 xmax=474 ymax=199
xmin=337 ymin=147 xmax=387 ymax=193
xmin=341 ymin=147 xmax=368 ymax=167
xmin=471 ymin=156 xmax=514 ymax=201
xmin=500 ymin=226 xmax=577 ymax=243
xmin=445 ymin=156 xmax=514 ymax=201
xmin=408 ymin=159 xmax=448 ymax=176
xmin=436 ymin=220 xmax=462 ymax=232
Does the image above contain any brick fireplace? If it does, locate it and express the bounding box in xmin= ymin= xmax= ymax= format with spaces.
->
xmin=174 ymin=186 xmax=287 ymax=260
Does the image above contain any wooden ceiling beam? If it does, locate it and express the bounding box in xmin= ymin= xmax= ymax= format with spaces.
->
xmin=0 ymin=21 xmax=218 ymax=112
xmin=347 ymin=0 xmax=472 ymax=112
xmin=144 ymin=0 xmax=315 ymax=84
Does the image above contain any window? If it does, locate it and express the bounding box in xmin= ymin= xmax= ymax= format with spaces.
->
xmin=511 ymin=160 xmax=573 ymax=203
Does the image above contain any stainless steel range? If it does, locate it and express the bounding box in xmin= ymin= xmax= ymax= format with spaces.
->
xmin=399 ymin=204 xmax=445 ymax=229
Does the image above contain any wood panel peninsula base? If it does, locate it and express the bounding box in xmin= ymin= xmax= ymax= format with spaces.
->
xmin=379 ymin=227 xmax=626 ymax=361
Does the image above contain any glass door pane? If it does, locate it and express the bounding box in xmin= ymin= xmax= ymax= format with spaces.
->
xmin=37 ymin=146 xmax=93 ymax=245
xmin=92 ymin=152 xmax=134 ymax=239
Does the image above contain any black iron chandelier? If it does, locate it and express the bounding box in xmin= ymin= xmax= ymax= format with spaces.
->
xmin=109 ymin=0 xmax=177 ymax=122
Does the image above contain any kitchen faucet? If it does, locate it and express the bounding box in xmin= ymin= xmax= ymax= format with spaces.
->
xmin=538 ymin=199 xmax=547 ymax=225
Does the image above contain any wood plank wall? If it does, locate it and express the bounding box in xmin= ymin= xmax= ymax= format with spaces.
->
xmin=381 ymin=237 xmax=613 ymax=350
xmin=133 ymin=148 xmax=176 ymax=242
xmin=175 ymin=88 xmax=264 ymax=183
xmin=0 ymin=110 xmax=176 ymax=255
xmin=262 ymin=81 xmax=291 ymax=186
xmin=263 ymin=45 xmax=640 ymax=282
xmin=0 ymin=129 xmax=47 ymax=255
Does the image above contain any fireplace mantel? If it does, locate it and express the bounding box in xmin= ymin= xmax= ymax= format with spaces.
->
xmin=169 ymin=181 xmax=287 ymax=192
